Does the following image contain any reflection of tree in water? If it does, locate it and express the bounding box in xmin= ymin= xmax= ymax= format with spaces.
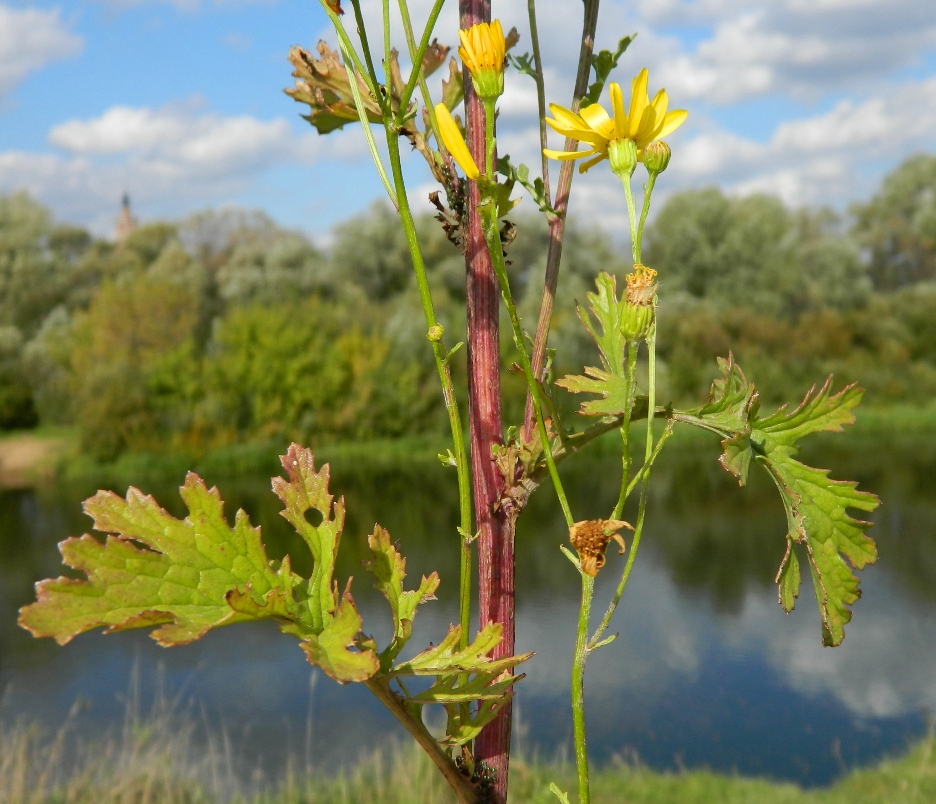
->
xmin=4 ymin=438 xmax=936 ymax=668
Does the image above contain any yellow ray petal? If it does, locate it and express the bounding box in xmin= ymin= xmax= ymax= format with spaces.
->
xmin=628 ymin=69 xmax=649 ymax=134
xmin=656 ymin=108 xmax=688 ymax=139
xmin=579 ymin=103 xmax=615 ymax=140
xmin=435 ymin=103 xmax=479 ymax=180
xmin=543 ymin=147 xmax=600 ymax=162
xmin=610 ymin=82 xmax=628 ymax=140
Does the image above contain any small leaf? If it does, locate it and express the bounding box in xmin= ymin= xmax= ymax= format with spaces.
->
xmin=583 ymin=35 xmax=636 ymax=106
xmin=497 ymin=155 xmax=556 ymax=218
xmin=365 ymin=526 xmax=439 ymax=668
xmin=776 ymin=541 xmax=801 ymax=613
xmin=391 ymin=622 xmax=532 ymax=678
xmin=298 ymin=587 xmax=379 ymax=683
xmin=272 ymin=444 xmax=345 ymax=631
xmin=408 ymin=668 xmax=522 ymax=704
xmin=579 ymin=272 xmax=628 ymax=376
xmin=555 ymin=366 xmax=630 ymax=417
xmin=507 ymin=52 xmax=537 ymax=79
xmin=549 ymin=783 xmax=572 ymax=804
xmin=440 ymin=691 xmax=516 ymax=746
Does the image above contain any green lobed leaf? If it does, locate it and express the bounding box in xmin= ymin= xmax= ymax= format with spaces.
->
xmin=272 ymin=444 xmax=345 ymax=631
xmin=555 ymin=366 xmax=630 ymax=417
xmin=365 ymin=526 xmax=439 ymax=670
xmin=19 ymin=474 xmax=283 ymax=646
xmin=440 ymin=693 xmax=516 ymax=747
xmin=675 ymin=358 xmax=879 ymax=646
xmin=577 ymin=272 xmax=628 ymax=376
xmin=390 ymin=622 xmax=533 ymax=678
xmin=408 ymin=668 xmax=524 ymax=704
xmin=298 ymin=586 xmax=379 ymax=683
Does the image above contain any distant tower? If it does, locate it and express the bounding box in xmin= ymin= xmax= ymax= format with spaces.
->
xmin=115 ymin=193 xmax=138 ymax=242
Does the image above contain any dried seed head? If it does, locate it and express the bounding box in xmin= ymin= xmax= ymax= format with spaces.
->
xmin=569 ymin=519 xmax=633 ymax=577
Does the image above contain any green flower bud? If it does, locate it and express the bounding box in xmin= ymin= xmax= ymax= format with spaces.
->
xmin=608 ymin=137 xmax=638 ymax=178
xmin=427 ymin=324 xmax=444 ymax=343
xmin=642 ymin=141 xmax=671 ymax=175
xmin=620 ymin=264 xmax=657 ymax=342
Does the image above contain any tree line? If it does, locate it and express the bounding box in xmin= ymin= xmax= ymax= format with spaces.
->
xmin=1 ymin=153 xmax=934 ymax=459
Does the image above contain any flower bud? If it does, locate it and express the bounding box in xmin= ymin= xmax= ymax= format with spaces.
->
xmin=427 ymin=324 xmax=444 ymax=343
xmin=459 ymin=21 xmax=507 ymax=102
xmin=608 ymin=137 xmax=638 ymax=178
xmin=620 ymin=264 xmax=658 ymax=342
xmin=642 ymin=141 xmax=671 ymax=175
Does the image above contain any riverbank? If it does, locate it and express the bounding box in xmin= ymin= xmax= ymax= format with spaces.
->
xmin=6 ymin=401 xmax=936 ymax=489
xmin=1 ymin=712 xmax=932 ymax=803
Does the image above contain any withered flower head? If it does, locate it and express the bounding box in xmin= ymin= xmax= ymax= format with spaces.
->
xmin=570 ymin=519 xmax=633 ymax=577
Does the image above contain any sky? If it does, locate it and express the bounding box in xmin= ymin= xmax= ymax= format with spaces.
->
xmin=1 ymin=0 xmax=935 ymax=242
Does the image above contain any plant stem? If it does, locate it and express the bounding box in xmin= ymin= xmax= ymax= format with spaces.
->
xmin=482 ymin=205 xmax=573 ymax=528
xmin=635 ymin=172 xmax=657 ymax=263
xmin=385 ymin=132 xmax=474 ymax=651
xmin=366 ymin=678 xmax=476 ymax=803
xmin=523 ymin=0 xmax=601 ymax=441
xmin=611 ymin=343 xmax=638 ymax=521
xmin=459 ymin=2 xmax=513 ymax=799
xmin=620 ymin=172 xmax=639 ymax=264
xmin=571 ymin=572 xmax=595 ymax=804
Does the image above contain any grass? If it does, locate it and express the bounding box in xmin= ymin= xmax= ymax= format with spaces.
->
xmin=2 ymin=696 xmax=933 ymax=804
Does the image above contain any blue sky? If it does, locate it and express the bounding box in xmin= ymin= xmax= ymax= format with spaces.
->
xmin=2 ymin=0 xmax=935 ymax=241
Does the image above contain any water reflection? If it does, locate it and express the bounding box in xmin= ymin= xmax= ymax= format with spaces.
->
xmin=1 ymin=439 xmax=934 ymax=786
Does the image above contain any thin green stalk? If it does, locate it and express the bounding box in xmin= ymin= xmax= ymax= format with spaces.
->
xmin=382 ymin=0 xmax=393 ymax=101
xmin=348 ymin=0 xmax=381 ymax=91
xmin=397 ymin=0 xmax=447 ymax=117
xmin=590 ymin=418 xmax=674 ymax=650
xmin=481 ymin=204 xmax=573 ymax=528
xmin=337 ymin=40 xmax=397 ymax=204
xmin=571 ymin=572 xmax=595 ymax=804
xmin=526 ymin=0 xmax=551 ymax=205
xmin=385 ymin=132 xmax=474 ymax=647
xmin=611 ymin=344 xmax=638 ymax=521
xmin=482 ymin=99 xmax=497 ymax=179
xmin=634 ymin=172 xmax=657 ymax=263
xmin=620 ymin=172 xmax=639 ymax=263
xmin=320 ymin=2 xmax=380 ymax=99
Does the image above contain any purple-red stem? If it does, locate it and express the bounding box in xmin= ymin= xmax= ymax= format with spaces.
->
xmin=459 ymin=0 xmax=513 ymax=801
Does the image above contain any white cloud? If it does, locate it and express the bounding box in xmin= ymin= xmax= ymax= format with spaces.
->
xmin=0 ymin=5 xmax=83 ymax=100
xmin=95 ymin=0 xmax=274 ymax=10
xmin=0 ymin=101 xmax=363 ymax=235
xmin=645 ymin=1 xmax=936 ymax=104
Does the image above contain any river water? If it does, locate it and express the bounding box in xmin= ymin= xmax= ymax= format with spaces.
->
xmin=1 ymin=434 xmax=934 ymax=788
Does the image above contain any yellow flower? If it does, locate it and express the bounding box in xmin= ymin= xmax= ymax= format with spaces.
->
xmin=544 ymin=69 xmax=688 ymax=173
xmin=458 ymin=20 xmax=506 ymax=100
xmin=435 ymin=103 xmax=479 ymax=180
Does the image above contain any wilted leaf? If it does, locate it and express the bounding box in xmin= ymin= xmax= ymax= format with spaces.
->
xmin=391 ymin=622 xmax=532 ymax=678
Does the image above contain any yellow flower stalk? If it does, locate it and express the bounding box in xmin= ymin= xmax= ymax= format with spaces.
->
xmin=458 ymin=20 xmax=506 ymax=100
xmin=434 ymin=103 xmax=480 ymax=180
xmin=544 ymin=69 xmax=687 ymax=174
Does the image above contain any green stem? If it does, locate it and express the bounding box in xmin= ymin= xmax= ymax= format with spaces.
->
xmin=382 ymin=0 xmax=392 ymax=101
xmin=589 ymin=418 xmax=674 ymax=651
xmin=321 ymin=2 xmax=380 ymax=98
xmin=385 ymin=133 xmax=474 ymax=647
xmin=337 ymin=39 xmax=397 ymax=204
xmin=634 ymin=172 xmax=657 ymax=264
xmin=397 ymin=0 xmax=447 ymax=116
xmin=348 ymin=0 xmax=381 ymax=91
xmin=571 ymin=572 xmax=595 ymax=804
xmin=483 ymin=99 xmax=497 ymax=178
xmin=481 ymin=204 xmax=573 ymax=528
xmin=619 ymin=172 xmax=639 ymax=264
xmin=526 ymin=0 xmax=551 ymax=206
xmin=611 ymin=343 xmax=638 ymax=521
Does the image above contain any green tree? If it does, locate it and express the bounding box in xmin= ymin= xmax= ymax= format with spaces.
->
xmin=67 ymin=274 xmax=201 ymax=459
xmin=851 ymin=153 xmax=936 ymax=290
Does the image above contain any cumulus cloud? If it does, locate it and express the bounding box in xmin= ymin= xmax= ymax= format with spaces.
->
xmin=645 ymin=0 xmax=936 ymax=103
xmin=0 ymin=101 xmax=362 ymax=235
xmin=0 ymin=5 xmax=83 ymax=100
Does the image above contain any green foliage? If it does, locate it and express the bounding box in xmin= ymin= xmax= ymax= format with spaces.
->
xmin=676 ymin=358 xmax=879 ymax=645
xmin=851 ymin=153 xmax=936 ymax=290
xmin=20 ymin=444 xmax=530 ymax=747
xmin=644 ymin=188 xmax=870 ymax=316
